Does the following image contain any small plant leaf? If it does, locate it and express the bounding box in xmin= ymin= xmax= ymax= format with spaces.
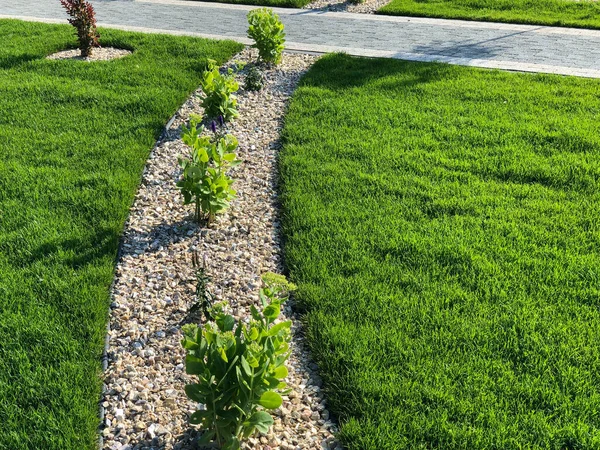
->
xmin=244 ymin=411 xmax=274 ymax=434
xmin=184 ymin=384 xmax=205 ymax=403
xmin=258 ymin=391 xmax=282 ymax=409
xmin=241 ymin=355 xmax=252 ymax=376
xmin=273 ymin=365 xmax=288 ymax=379
xmin=263 ymin=303 xmax=280 ymax=320
xmin=223 ymin=437 xmax=241 ymax=450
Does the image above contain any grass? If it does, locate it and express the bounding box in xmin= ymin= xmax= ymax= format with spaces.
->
xmin=0 ymin=19 xmax=242 ymax=450
xmin=378 ymin=0 xmax=600 ymax=29
xmin=280 ymin=54 xmax=600 ymax=449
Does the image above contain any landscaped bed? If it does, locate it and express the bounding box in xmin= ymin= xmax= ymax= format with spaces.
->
xmin=101 ymin=48 xmax=340 ymax=450
xmin=0 ymin=19 xmax=241 ymax=450
xmin=192 ymin=0 xmax=312 ymax=8
xmin=280 ymin=54 xmax=600 ymax=449
xmin=377 ymin=0 xmax=600 ymax=28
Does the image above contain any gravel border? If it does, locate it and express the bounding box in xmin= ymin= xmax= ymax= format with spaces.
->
xmin=101 ymin=48 xmax=342 ymax=450
xmin=304 ymin=0 xmax=391 ymax=14
xmin=47 ymin=47 xmax=132 ymax=61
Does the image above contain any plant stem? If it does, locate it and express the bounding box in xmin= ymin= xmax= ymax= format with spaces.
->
xmin=195 ymin=199 xmax=201 ymax=224
xmin=211 ymin=393 xmax=221 ymax=446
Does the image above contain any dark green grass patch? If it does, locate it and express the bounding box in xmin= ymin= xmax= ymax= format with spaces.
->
xmin=280 ymin=54 xmax=600 ymax=449
xmin=0 ymin=19 xmax=241 ymax=450
xmin=378 ymin=0 xmax=600 ymax=29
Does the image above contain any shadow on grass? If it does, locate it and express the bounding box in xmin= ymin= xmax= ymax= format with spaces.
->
xmin=0 ymin=53 xmax=43 ymax=69
xmin=299 ymin=53 xmax=460 ymax=91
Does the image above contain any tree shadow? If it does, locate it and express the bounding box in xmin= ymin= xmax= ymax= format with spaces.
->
xmin=298 ymin=53 xmax=460 ymax=91
xmin=116 ymin=425 xmax=215 ymax=449
xmin=408 ymin=27 xmax=541 ymax=61
xmin=0 ymin=53 xmax=43 ymax=69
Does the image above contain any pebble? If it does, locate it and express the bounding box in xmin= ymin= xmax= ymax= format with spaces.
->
xmin=304 ymin=0 xmax=391 ymax=14
xmin=46 ymin=47 xmax=132 ymax=61
xmin=101 ymin=49 xmax=340 ymax=450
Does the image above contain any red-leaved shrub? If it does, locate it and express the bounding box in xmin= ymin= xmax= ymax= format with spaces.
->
xmin=60 ymin=0 xmax=100 ymax=57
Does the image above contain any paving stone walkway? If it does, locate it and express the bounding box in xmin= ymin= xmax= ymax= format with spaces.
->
xmin=3 ymin=0 xmax=600 ymax=77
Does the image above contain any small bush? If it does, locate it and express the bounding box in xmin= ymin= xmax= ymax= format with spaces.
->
xmin=181 ymin=273 xmax=296 ymax=449
xmin=60 ymin=0 xmax=100 ymax=57
xmin=177 ymin=115 xmax=241 ymax=225
xmin=200 ymin=59 xmax=239 ymax=121
xmin=244 ymin=66 xmax=264 ymax=91
xmin=247 ymin=8 xmax=286 ymax=65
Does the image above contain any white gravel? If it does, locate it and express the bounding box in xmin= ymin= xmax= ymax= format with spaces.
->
xmin=47 ymin=47 xmax=132 ymax=61
xmin=101 ymin=48 xmax=342 ymax=450
xmin=305 ymin=0 xmax=392 ymax=14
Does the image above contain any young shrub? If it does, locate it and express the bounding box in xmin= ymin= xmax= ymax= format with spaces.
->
xmin=244 ymin=66 xmax=264 ymax=92
xmin=200 ymin=59 xmax=239 ymax=121
xmin=176 ymin=115 xmax=241 ymax=225
xmin=181 ymin=274 xmax=296 ymax=449
xmin=247 ymin=8 xmax=286 ymax=65
xmin=60 ymin=0 xmax=100 ymax=57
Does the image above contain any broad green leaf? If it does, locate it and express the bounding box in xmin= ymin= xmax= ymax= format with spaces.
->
xmin=258 ymin=391 xmax=282 ymax=409
xmin=249 ymin=327 xmax=259 ymax=340
xmin=223 ymin=437 xmax=241 ymax=450
xmin=216 ymin=314 xmax=235 ymax=332
xmin=184 ymin=384 xmax=205 ymax=403
xmin=269 ymin=321 xmax=291 ymax=336
xmin=263 ymin=303 xmax=280 ymax=320
xmin=185 ymin=354 xmax=205 ymax=375
xmin=218 ymin=347 xmax=228 ymax=362
xmin=244 ymin=410 xmax=274 ymax=434
xmin=273 ymin=365 xmax=288 ymax=379
xmin=241 ymin=355 xmax=252 ymax=377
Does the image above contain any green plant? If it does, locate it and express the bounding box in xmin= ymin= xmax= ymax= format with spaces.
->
xmin=177 ymin=115 xmax=241 ymax=225
xmin=244 ymin=65 xmax=264 ymax=91
xmin=200 ymin=59 xmax=239 ymax=121
xmin=181 ymin=273 xmax=296 ymax=449
xmin=60 ymin=0 xmax=100 ymax=57
xmin=234 ymin=60 xmax=247 ymax=72
xmin=247 ymin=8 xmax=286 ymax=65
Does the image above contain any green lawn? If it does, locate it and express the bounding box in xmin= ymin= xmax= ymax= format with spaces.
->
xmin=0 ymin=20 xmax=241 ymax=450
xmin=280 ymin=54 xmax=600 ymax=449
xmin=378 ymin=0 xmax=600 ymax=29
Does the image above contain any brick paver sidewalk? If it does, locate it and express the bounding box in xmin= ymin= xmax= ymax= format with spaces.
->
xmin=3 ymin=0 xmax=600 ymax=77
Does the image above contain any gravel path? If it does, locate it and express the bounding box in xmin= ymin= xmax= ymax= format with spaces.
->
xmin=101 ymin=49 xmax=341 ymax=450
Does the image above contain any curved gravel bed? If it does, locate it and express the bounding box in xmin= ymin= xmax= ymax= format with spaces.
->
xmin=101 ymin=48 xmax=341 ymax=450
